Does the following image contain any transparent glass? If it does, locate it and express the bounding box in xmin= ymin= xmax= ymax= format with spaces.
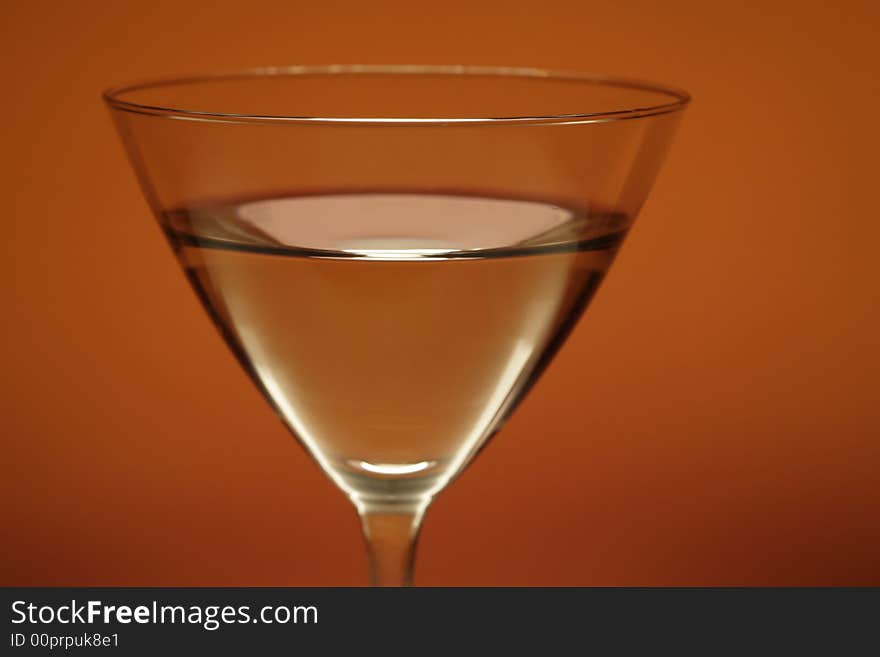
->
xmin=104 ymin=65 xmax=689 ymax=586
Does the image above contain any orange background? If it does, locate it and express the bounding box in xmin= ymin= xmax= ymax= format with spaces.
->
xmin=3 ymin=0 xmax=878 ymax=585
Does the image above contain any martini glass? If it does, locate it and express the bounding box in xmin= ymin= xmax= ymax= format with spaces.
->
xmin=104 ymin=66 xmax=689 ymax=586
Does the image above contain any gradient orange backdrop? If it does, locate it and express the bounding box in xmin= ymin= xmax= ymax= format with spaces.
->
xmin=3 ymin=0 xmax=878 ymax=586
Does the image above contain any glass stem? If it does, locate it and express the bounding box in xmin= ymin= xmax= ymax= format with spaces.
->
xmin=359 ymin=503 xmax=427 ymax=587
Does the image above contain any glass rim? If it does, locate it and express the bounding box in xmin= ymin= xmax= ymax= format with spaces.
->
xmin=102 ymin=65 xmax=691 ymax=126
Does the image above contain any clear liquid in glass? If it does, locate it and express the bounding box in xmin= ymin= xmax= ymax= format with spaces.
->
xmin=164 ymin=193 xmax=628 ymax=506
